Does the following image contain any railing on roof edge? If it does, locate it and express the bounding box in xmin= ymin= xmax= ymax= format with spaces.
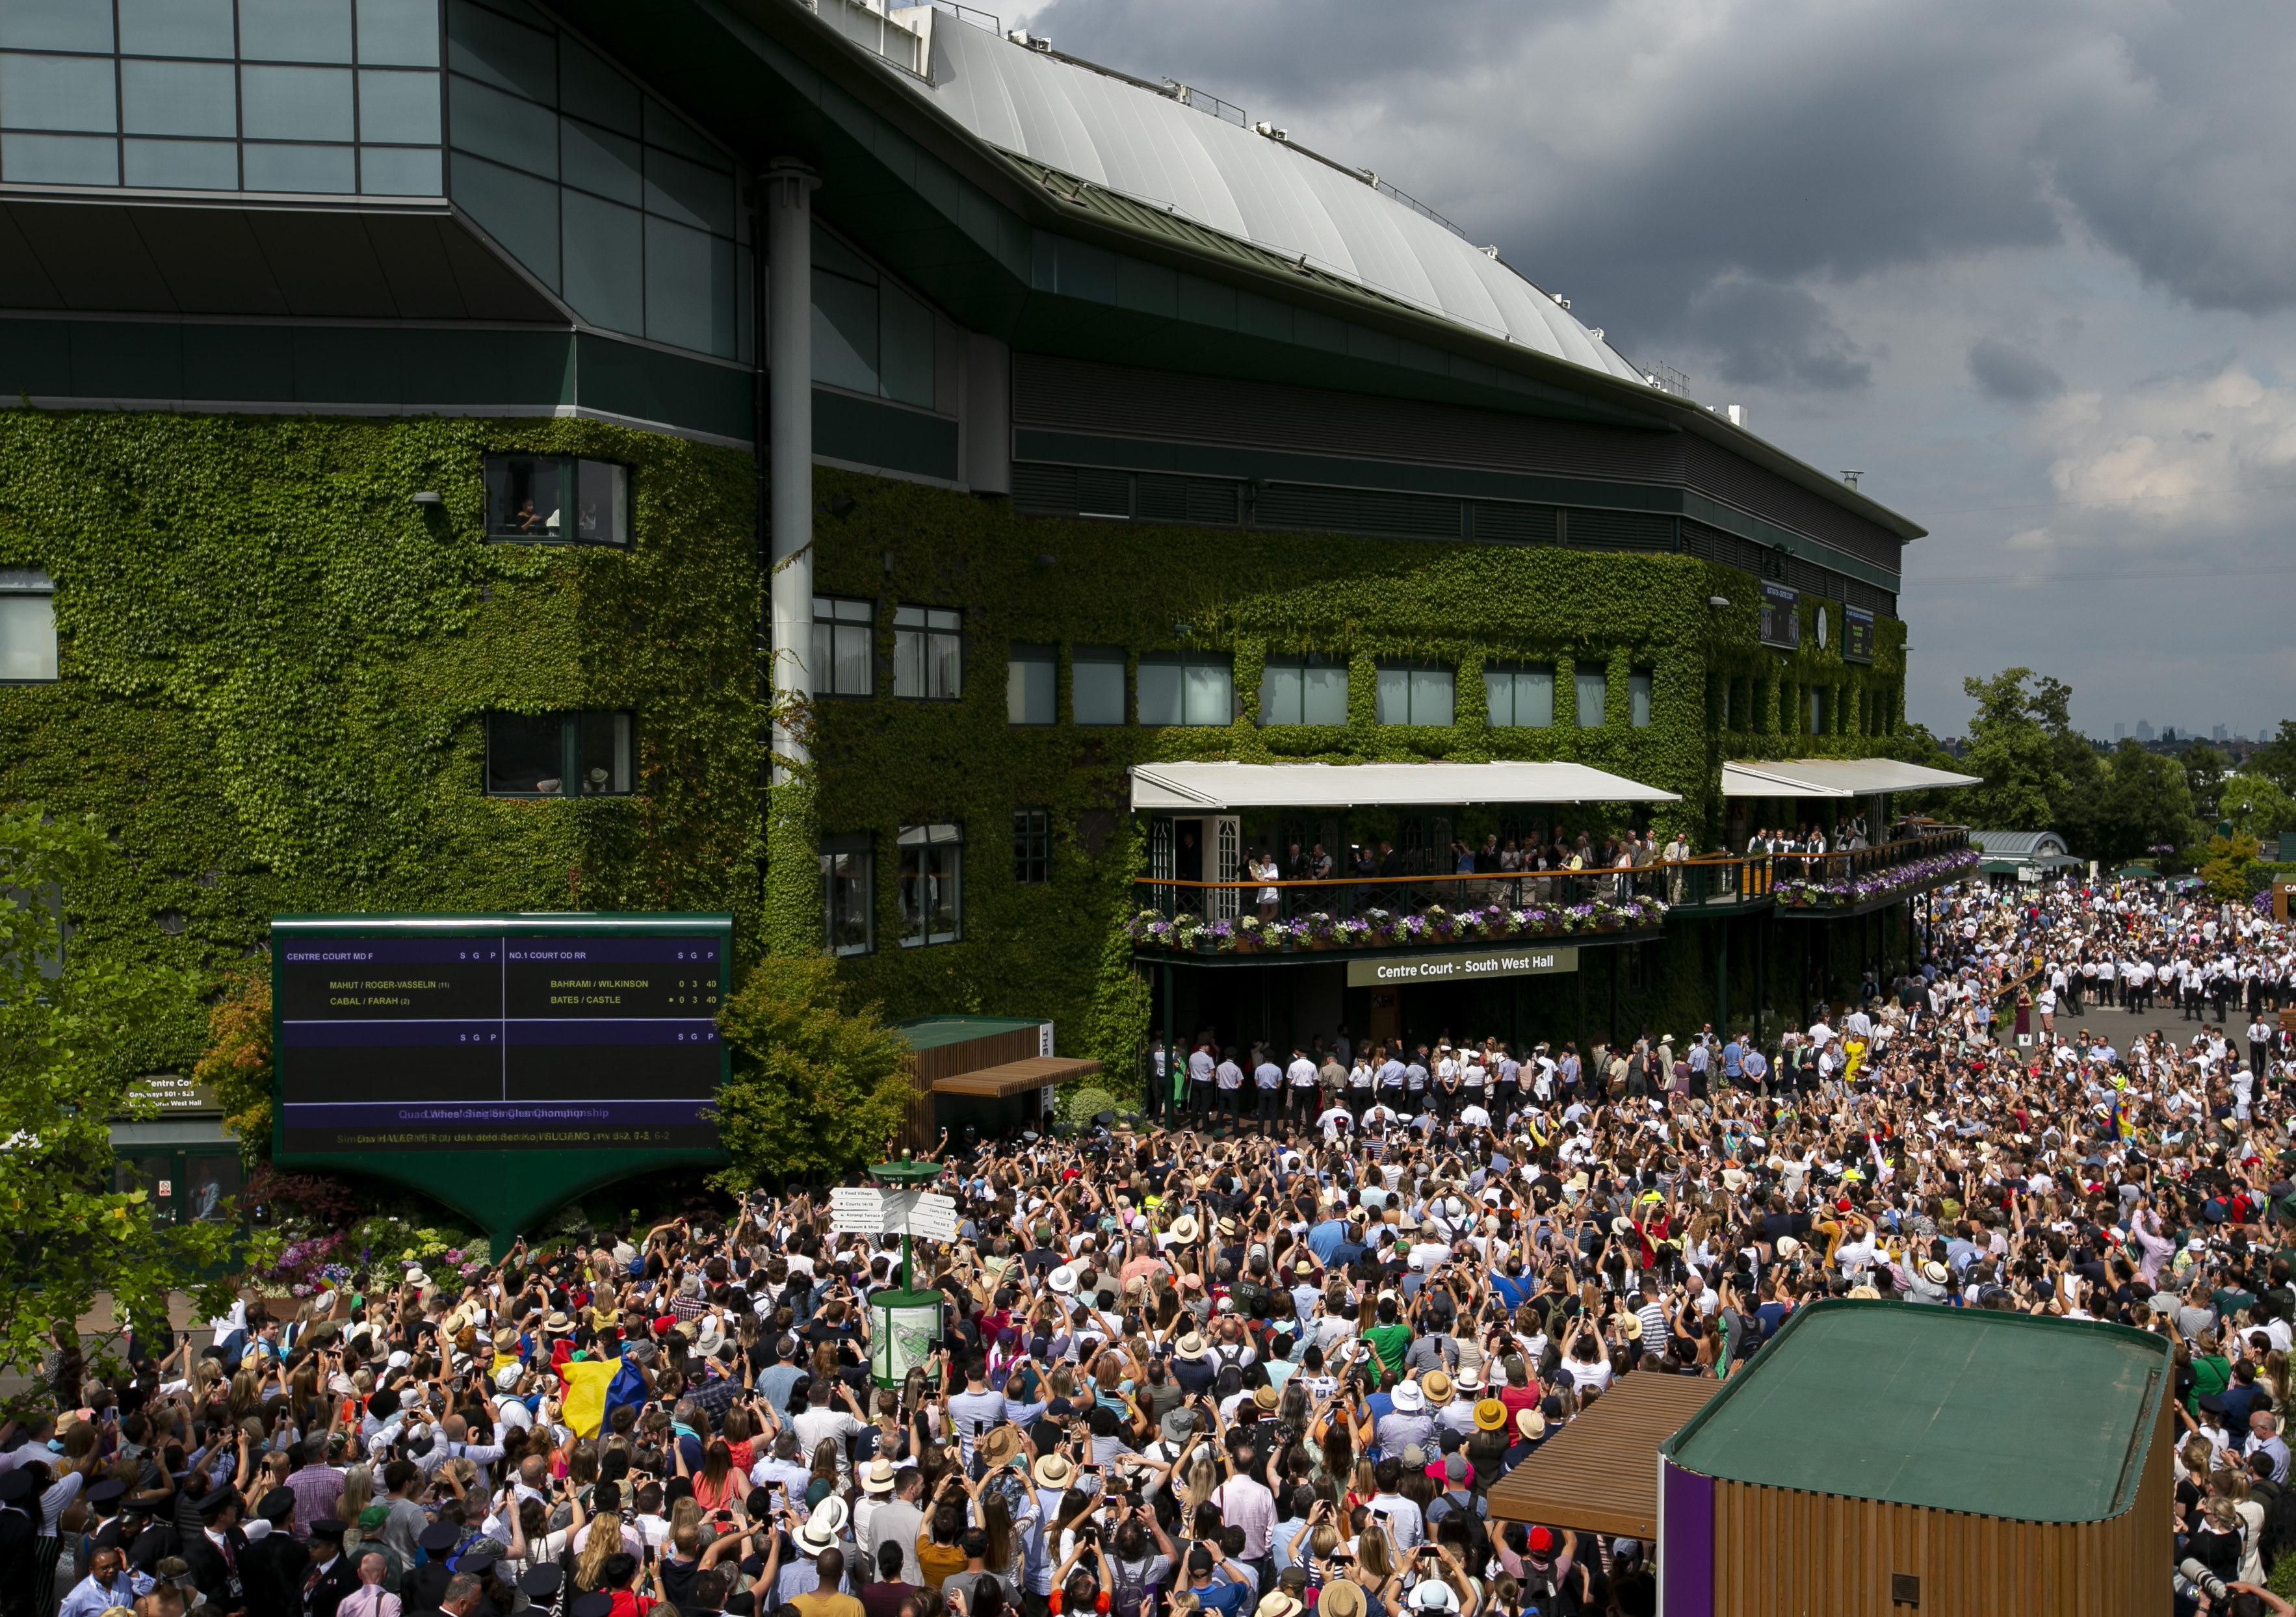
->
xmin=930 ymin=1 xmax=1000 ymax=34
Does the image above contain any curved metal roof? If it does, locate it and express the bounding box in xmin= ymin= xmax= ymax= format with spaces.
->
xmin=915 ymin=22 xmax=1651 ymax=385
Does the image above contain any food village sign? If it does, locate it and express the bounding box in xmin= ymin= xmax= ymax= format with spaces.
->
xmin=1346 ymin=946 xmax=1580 ymax=987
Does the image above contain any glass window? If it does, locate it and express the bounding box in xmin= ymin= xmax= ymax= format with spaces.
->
xmin=812 ymin=270 xmax=878 ymax=395
xmin=811 ymin=595 xmax=873 ymax=697
xmin=127 ymin=136 xmax=235 ymax=187
xmin=1375 ymin=662 xmax=1454 ymax=727
xmin=893 ymin=605 xmax=960 ymax=699
xmin=573 ymin=710 xmax=629 ymax=794
xmin=486 ymin=710 xmax=633 ymax=797
xmin=880 ymin=280 xmax=934 ymax=409
xmin=1574 ymin=666 xmax=1608 ymax=728
xmin=1013 ymin=807 xmax=1050 ymax=885
xmin=447 ymin=71 xmax=552 ymax=175
xmin=181 ymin=1153 xmax=242 ymax=1222
xmin=0 ymin=570 xmax=58 ymax=682
xmin=557 ymin=35 xmax=636 ymax=135
xmin=356 ymin=0 xmax=439 ymax=66
xmin=560 ymin=114 xmax=640 ymax=204
xmin=1136 ymin=652 xmax=1232 ymax=727
xmin=1630 ymin=669 xmax=1652 ymax=729
xmin=242 ymin=140 xmax=352 ymax=191
xmin=1 ymin=131 xmax=114 ymax=182
xmin=240 ymin=63 xmax=352 ymax=140
xmin=820 ymin=840 xmax=872 ymax=956
xmin=1072 ymin=645 xmax=1124 ymax=726
xmin=642 ymin=142 xmax=730 ymax=235
xmin=482 ymin=455 xmax=627 ymax=543
xmin=898 ymin=823 xmax=961 ymax=947
xmin=1007 ymin=643 xmax=1054 ymax=725
xmin=444 ymin=0 xmax=551 ymax=105
xmin=1 ymin=51 xmax=117 ymax=131
xmin=559 ymin=186 xmax=642 ymax=329
xmin=237 ymin=0 xmax=350 ymax=62
xmin=484 ymin=710 xmax=565 ymax=795
xmin=450 ymin=149 xmax=556 ymax=281
xmin=643 ymin=213 xmax=733 ymax=358
xmin=120 ymin=0 xmax=234 ymax=56
xmin=1485 ymin=663 xmax=1554 ymax=729
xmin=359 ymin=142 xmax=437 ymax=194
xmin=1808 ymin=688 xmax=1827 ymax=734
xmin=121 ymin=58 xmax=237 ymax=137
xmin=0 ymin=0 xmax=113 ymax=52
xmin=358 ymin=68 xmax=438 ymax=144
xmin=1260 ymin=655 xmax=1346 ymax=726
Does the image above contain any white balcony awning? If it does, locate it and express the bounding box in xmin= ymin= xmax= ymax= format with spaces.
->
xmin=1129 ymin=760 xmax=1680 ymax=812
xmin=1721 ymin=758 xmax=1984 ymax=798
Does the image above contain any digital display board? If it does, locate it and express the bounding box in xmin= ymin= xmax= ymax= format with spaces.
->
xmin=274 ymin=914 xmax=730 ymax=1154
xmin=1758 ymin=581 xmax=1801 ymax=649
xmin=1843 ymin=604 xmax=1875 ymax=663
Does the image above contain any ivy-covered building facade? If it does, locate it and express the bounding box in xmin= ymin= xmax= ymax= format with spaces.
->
xmin=0 ymin=0 xmax=1951 ymax=1143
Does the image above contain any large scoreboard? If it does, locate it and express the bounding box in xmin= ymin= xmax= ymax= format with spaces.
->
xmin=272 ymin=913 xmax=731 ymax=1155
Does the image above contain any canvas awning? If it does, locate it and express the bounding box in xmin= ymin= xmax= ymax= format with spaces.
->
xmin=1487 ymin=1373 xmax=1721 ymax=1540
xmin=1721 ymin=758 xmax=1983 ymax=798
xmin=931 ymin=1056 xmax=1101 ymax=1098
xmin=1128 ymin=761 xmax=1680 ymax=812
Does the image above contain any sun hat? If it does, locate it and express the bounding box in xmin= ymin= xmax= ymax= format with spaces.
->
xmin=1474 ymin=1398 xmax=1507 ymax=1432
xmin=1390 ymin=1380 xmax=1426 ymax=1414
xmin=1421 ymin=1371 xmax=1454 ymax=1403
xmin=1775 ymin=1237 xmax=1801 ymax=1259
xmin=1251 ymin=1385 xmax=1281 ymax=1412
xmin=1173 ymin=1332 xmax=1211 ymax=1360
xmin=1921 ymin=1260 xmax=1950 ymax=1285
xmin=860 ymin=1458 xmax=899 ymax=1495
xmin=1409 ymin=1580 xmax=1459 ymax=1612
xmin=793 ymin=1514 xmax=841 ymax=1555
xmin=1516 ymin=1409 xmax=1547 ymax=1442
xmin=980 ymin=1426 xmax=1023 ymax=1471
xmin=1049 ymin=1265 xmax=1079 ymax=1295
xmin=1318 ymin=1584 xmax=1367 ymax=1617
xmin=1257 ymin=1593 xmax=1305 ymax=1617
xmin=1032 ymin=1453 xmax=1076 ymax=1488
xmin=1168 ymin=1215 xmax=1201 ymax=1244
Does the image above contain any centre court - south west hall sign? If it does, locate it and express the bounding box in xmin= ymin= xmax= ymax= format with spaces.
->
xmin=1346 ymin=946 xmax=1580 ymax=987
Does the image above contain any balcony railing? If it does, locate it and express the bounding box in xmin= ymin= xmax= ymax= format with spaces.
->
xmin=1125 ymin=828 xmax=1974 ymax=953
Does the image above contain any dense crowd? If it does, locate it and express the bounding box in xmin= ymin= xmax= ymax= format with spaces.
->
xmin=12 ymin=879 xmax=2296 ymax=1617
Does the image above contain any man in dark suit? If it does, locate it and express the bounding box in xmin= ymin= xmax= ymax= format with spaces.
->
xmin=183 ymin=1487 xmax=250 ymax=1615
xmin=242 ymin=1491 xmax=310 ymax=1617
xmin=299 ymin=1521 xmax=359 ymax=1617
xmin=0 ymin=1469 xmax=39 ymax=1617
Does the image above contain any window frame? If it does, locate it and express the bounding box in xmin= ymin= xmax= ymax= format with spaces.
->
xmin=1013 ymin=807 xmax=1051 ymax=885
xmin=1572 ymin=666 xmax=1608 ymax=729
xmin=1374 ymin=660 xmax=1455 ymax=727
xmin=893 ymin=604 xmax=963 ymax=701
xmin=1071 ymin=645 xmax=1127 ymax=726
xmin=483 ymin=709 xmax=636 ymax=797
xmin=0 ymin=569 xmax=59 ymax=684
xmin=1483 ymin=660 xmax=1554 ymax=729
xmin=1259 ymin=653 xmax=1348 ymax=727
xmin=811 ymin=594 xmax=876 ymax=698
xmin=1006 ymin=642 xmax=1056 ymax=726
xmin=1136 ymin=651 xmax=1235 ymax=728
xmin=820 ymin=833 xmax=874 ymax=957
xmin=482 ymin=454 xmax=633 ymax=546
xmin=897 ymin=822 xmax=963 ymax=948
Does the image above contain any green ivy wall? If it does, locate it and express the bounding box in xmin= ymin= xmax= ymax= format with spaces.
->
xmin=0 ymin=407 xmax=1911 ymax=1090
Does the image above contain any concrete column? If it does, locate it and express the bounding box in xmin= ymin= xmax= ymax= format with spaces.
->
xmin=765 ymin=160 xmax=818 ymax=780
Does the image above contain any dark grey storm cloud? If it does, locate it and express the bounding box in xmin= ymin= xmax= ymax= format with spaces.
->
xmin=1011 ymin=0 xmax=2296 ymax=380
xmin=1966 ymin=339 xmax=2065 ymax=404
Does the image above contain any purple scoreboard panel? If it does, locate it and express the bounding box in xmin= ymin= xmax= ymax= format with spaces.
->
xmin=273 ymin=913 xmax=731 ymax=1154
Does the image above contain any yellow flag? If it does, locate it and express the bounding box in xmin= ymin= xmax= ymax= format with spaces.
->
xmin=559 ymin=1356 xmax=623 ymax=1438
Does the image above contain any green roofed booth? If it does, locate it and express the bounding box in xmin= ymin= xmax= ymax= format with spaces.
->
xmin=1656 ymin=1300 xmax=2172 ymax=1617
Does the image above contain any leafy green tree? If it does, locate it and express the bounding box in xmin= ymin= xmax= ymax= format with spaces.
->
xmin=2200 ymin=831 xmax=2264 ymax=903
xmin=2248 ymin=721 xmax=2296 ymax=797
xmin=2219 ymin=774 xmax=2296 ymax=844
xmin=709 ymin=953 xmax=910 ymax=1189
xmin=2182 ymin=743 xmax=2230 ymax=823
xmin=1954 ymin=668 xmax=2067 ymax=831
xmin=2091 ymin=742 xmax=2201 ymax=866
xmin=193 ymin=969 xmax=273 ymax=1170
xmin=0 ymin=808 xmax=247 ymax=1389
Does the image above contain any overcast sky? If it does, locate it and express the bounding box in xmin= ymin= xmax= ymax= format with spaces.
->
xmin=1005 ymin=0 xmax=2296 ymax=742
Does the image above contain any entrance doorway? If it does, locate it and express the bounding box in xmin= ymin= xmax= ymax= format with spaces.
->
xmin=1368 ymin=987 xmax=1400 ymax=1049
xmin=114 ymin=1148 xmax=243 ymax=1224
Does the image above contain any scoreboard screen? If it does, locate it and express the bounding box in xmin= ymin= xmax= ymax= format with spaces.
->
xmin=274 ymin=914 xmax=730 ymax=1153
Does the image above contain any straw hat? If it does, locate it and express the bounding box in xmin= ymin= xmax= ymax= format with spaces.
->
xmin=1173 ymin=1332 xmax=1210 ymax=1361
xmin=1168 ymin=1215 xmax=1201 ymax=1244
xmin=1421 ymin=1371 xmax=1454 ymax=1404
xmin=1473 ymin=1398 xmax=1508 ymax=1432
xmin=1318 ymin=1585 xmax=1367 ymax=1617
xmin=980 ymin=1426 xmax=1023 ymax=1471
xmin=1516 ymin=1408 xmax=1547 ymax=1441
xmin=1032 ymin=1453 xmax=1076 ymax=1488
xmin=859 ymin=1458 xmax=899 ymax=1496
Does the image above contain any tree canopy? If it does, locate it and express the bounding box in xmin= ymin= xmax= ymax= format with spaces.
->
xmin=0 ymin=808 xmax=248 ymax=1387
xmin=708 ymin=953 xmax=910 ymax=1190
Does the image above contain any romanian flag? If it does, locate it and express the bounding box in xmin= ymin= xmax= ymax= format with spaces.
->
xmin=559 ymin=1356 xmax=644 ymax=1438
